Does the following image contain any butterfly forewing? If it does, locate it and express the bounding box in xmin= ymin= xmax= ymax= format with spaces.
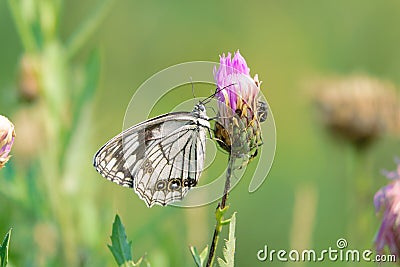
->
xmin=94 ymin=134 xmax=135 ymax=187
xmin=93 ymin=105 xmax=210 ymax=207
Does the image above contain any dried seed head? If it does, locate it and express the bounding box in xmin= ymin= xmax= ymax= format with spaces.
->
xmin=18 ymin=54 xmax=40 ymax=102
xmin=313 ymin=75 xmax=400 ymax=147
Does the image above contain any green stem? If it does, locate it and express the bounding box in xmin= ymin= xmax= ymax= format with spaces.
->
xmin=7 ymin=0 xmax=38 ymax=52
xmin=206 ymin=155 xmax=233 ymax=267
xmin=65 ymin=0 xmax=114 ymax=59
xmin=346 ymin=144 xmax=374 ymax=247
xmin=221 ymin=155 xmax=232 ymax=209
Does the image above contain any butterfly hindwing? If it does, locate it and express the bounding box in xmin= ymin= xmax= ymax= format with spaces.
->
xmin=134 ymin=122 xmax=206 ymax=206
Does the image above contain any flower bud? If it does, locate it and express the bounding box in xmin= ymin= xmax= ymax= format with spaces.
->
xmin=214 ymin=51 xmax=265 ymax=160
xmin=0 ymin=115 xmax=16 ymax=169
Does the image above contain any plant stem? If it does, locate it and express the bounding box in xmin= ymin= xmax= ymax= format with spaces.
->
xmin=65 ymin=0 xmax=114 ymax=59
xmin=206 ymin=155 xmax=233 ymax=267
xmin=7 ymin=0 xmax=37 ymax=52
xmin=206 ymin=223 xmax=220 ymax=267
xmin=221 ymin=155 xmax=232 ymax=209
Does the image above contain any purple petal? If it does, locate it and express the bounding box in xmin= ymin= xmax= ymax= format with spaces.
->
xmin=374 ymin=187 xmax=387 ymax=211
xmin=380 ymin=159 xmax=400 ymax=180
xmin=374 ymin=177 xmax=400 ymax=257
xmin=232 ymin=51 xmax=250 ymax=75
xmin=382 ymin=170 xmax=400 ymax=180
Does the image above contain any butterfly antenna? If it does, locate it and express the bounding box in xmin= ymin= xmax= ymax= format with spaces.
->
xmin=201 ymin=83 xmax=236 ymax=105
xmin=208 ymin=114 xmax=235 ymax=121
xmin=189 ymin=77 xmax=196 ymax=99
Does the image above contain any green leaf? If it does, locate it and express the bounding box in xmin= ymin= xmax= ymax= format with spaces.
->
xmin=108 ymin=215 xmax=133 ymax=266
xmin=190 ymin=245 xmax=208 ymax=267
xmin=82 ymin=49 xmax=101 ymax=101
xmin=108 ymin=215 xmax=147 ymax=266
xmin=190 ymin=246 xmax=201 ymax=267
xmin=73 ymin=48 xmax=101 ymax=122
xmin=217 ymin=213 xmax=236 ymax=267
xmin=199 ymin=245 xmax=209 ymax=265
xmin=60 ymin=49 xmax=100 ymax=169
xmin=0 ymin=228 xmax=12 ymax=267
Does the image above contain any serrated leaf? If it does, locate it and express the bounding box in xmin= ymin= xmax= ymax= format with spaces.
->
xmin=108 ymin=215 xmax=133 ymax=266
xmin=0 ymin=228 xmax=11 ymax=267
xmin=190 ymin=245 xmax=208 ymax=267
xmin=199 ymin=245 xmax=208 ymax=265
xmin=217 ymin=213 xmax=236 ymax=267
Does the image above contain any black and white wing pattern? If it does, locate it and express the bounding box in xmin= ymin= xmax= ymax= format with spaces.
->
xmin=93 ymin=103 xmax=210 ymax=207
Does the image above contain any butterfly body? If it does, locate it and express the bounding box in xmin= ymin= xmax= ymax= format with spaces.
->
xmin=94 ymin=103 xmax=209 ymax=207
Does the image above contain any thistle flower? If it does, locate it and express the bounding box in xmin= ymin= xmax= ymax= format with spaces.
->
xmin=213 ymin=51 xmax=264 ymax=158
xmin=0 ymin=115 xmax=16 ymax=169
xmin=313 ymin=75 xmax=400 ymax=147
xmin=374 ymin=159 xmax=400 ymax=259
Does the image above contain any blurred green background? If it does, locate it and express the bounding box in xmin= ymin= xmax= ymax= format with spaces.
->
xmin=1 ymin=0 xmax=400 ymax=266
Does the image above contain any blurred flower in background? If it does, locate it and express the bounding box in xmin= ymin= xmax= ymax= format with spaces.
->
xmin=313 ymin=75 xmax=400 ymax=148
xmin=374 ymin=159 xmax=400 ymax=259
xmin=312 ymin=74 xmax=400 ymax=248
xmin=0 ymin=115 xmax=16 ymax=169
xmin=214 ymin=50 xmax=263 ymax=158
xmin=0 ymin=0 xmax=113 ymax=265
xmin=18 ymin=54 xmax=40 ymax=102
xmin=12 ymin=106 xmax=45 ymax=164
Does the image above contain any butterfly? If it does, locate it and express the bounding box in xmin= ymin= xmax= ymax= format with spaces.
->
xmin=93 ymin=86 xmax=267 ymax=207
xmin=93 ymin=101 xmax=211 ymax=207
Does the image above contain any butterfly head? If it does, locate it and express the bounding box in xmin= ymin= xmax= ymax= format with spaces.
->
xmin=192 ymin=103 xmax=207 ymax=118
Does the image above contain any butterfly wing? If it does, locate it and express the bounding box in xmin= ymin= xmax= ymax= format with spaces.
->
xmin=93 ymin=112 xmax=209 ymax=207
xmin=93 ymin=130 xmax=135 ymax=187
xmin=134 ymin=122 xmax=207 ymax=206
